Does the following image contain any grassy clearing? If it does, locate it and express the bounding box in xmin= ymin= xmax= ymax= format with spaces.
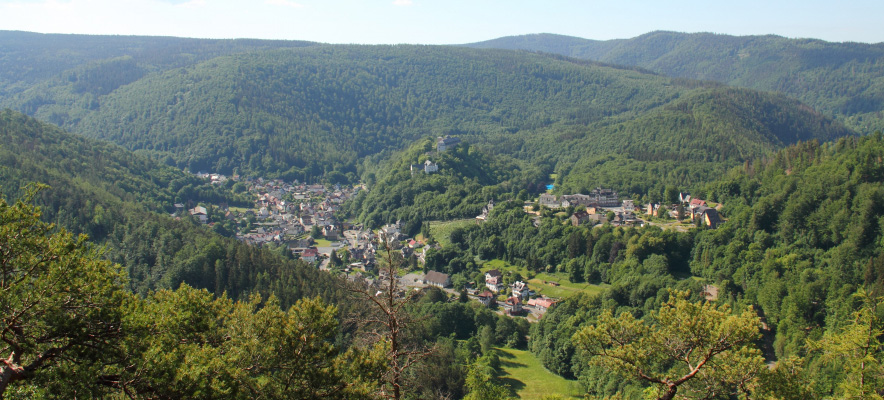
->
xmin=427 ymin=219 xmax=475 ymax=248
xmin=495 ymin=347 xmax=582 ymax=399
xmin=481 ymin=260 xmax=607 ymax=299
xmin=528 ymin=276 xmax=605 ymax=298
xmin=313 ymin=238 xmax=332 ymax=247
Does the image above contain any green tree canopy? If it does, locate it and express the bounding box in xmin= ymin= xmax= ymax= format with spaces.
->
xmin=0 ymin=186 xmax=127 ymax=397
xmin=573 ymin=291 xmax=763 ymax=399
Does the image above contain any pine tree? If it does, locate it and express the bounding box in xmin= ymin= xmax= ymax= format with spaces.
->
xmin=0 ymin=186 xmax=126 ymax=397
xmin=573 ymin=290 xmax=763 ymax=399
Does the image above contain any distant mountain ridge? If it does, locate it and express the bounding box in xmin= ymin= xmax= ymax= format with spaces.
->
xmin=464 ymin=31 xmax=884 ymax=132
xmin=0 ymin=30 xmax=316 ymax=96
xmin=0 ymin=31 xmax=857 ymax=192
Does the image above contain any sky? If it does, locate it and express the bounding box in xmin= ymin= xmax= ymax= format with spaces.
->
xmin=0 ymin=0 xmax=882 ymax=45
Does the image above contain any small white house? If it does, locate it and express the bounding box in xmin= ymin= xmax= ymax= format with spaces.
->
xmin=423 ymin=160 xmax=438 ymax=173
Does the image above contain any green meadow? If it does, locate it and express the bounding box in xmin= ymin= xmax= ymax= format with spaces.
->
xmin=495 ymin=347 xmax=582 ymax=399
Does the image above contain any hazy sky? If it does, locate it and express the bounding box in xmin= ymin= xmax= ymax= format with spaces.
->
xmin=1 ymin=0 xmax=881 ymax=44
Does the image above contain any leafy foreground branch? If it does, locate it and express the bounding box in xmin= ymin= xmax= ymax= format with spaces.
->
xmin=0 ymin=186 xmax=370 ymax=399
xmin=573 ymin=291 xmax=763 ymax=400
xmin=0 ymin=185 xmax=126 ymax=398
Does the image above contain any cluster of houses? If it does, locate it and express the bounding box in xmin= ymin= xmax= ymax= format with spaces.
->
xmin=182 ymin=174 xmax=370 ymax=262
xmin=419 ymin=267 xmax=557 ymax=317
xmin=480 ymin=270 xmax=558 ymax=316
xmin=188 ymin=167 xmax=562 ymax=321
xmin=360 ymin=268 xmax=556 ymax=321
xmin=346 ymin=221 xmax=417 ymax=273
xmin=569 ymin=202 xmax=641 ymax=227
xmin=195 ymin=172 xmax=229 ymax=185
xmin=644 ymin=194 xmax=723 ymax=228
xmin=346 ymin=219 xmax=440 ymax=274
xmin=478 ymin=269 xmax=533 ymax=315
xmin=539 ymin=188 xmax=621 ymax=209
xmin=232 ymin=179 xmax=358 ymax=252
xmin=541 ymin=188 xmax=722 ymax=230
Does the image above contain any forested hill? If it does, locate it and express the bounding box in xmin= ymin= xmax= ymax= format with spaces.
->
xmin=527 ymin=133 xmax=884 ymax=397
xmin=346 ymin=86 xmax=852 ymax=228
xmin=344 ymin=136 xmax=538 ymax=229
xmin=18 ymin=44 xmax=694 ymax=179
xmin=0 ymin=30 xmax=315 ymax=96
xmin=465 ymin=31 xmax=884 ymax=132
xmin=0 ymin=109 xmax=344 ymax=305
xmin=2 ymin=40 xmax=854 ymax=185
xmin=0 ymin=109 xmax=247 ymax=220
xmin=526 ymin=86 xmax=851 ymax=195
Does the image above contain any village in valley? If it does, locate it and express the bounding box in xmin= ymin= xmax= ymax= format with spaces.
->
xmin=178 ymin=135 xmax=724 ymax=321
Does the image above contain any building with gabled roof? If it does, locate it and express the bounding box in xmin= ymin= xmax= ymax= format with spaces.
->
xmin=539 ymin=193 xmax=560 ymax=209
xmin=505 ymin=296 xmax=524 ymax=315
xmin=437 ymin=135 xmax=461 ymax=152
xmin=485 ymin=269 xmax=503 ymax=292
xmin=422 ymin=271 xmax=451 ymax=288
xmin=570 ymin=210 xmax=590 ymax=226
xmin=527 ymin=297 xmax=557 ymax=312
xmin=477 ymin=290 xmax=495 ymax=307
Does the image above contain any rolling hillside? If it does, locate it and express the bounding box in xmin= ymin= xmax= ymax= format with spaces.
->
xmin=0 ymin=32 xmax=857 ymax=211
xmin=0 ymin=30 xmax=315 ymax=96
xmin=3 ymin=41 xmax=851 ymax=183
xmin=52 ymin=45 xmax=692 ymax=179
xmin=0 ymin=110 xmax=343 ymax=304
xmin=466 ymin=31 xmax=884 ymax=132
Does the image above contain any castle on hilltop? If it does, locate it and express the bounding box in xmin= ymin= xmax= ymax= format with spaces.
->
xmin=436 ymin=135 xmax=461 ymax=152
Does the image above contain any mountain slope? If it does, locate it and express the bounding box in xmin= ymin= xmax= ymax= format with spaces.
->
xmin=0 ymin=109 xmax=245 ymax=220
xmin=345 ymin=136 xmax=540 ymax=228
xmin=465 ymin=32 xmax=884 ymax=132
xmin=347 ymin=85 xmax=851 ymax=226
xmin=0 ymin=110 xmax=344 ymax=305
xmin=68 ymin=45 xmax=688 ymax=178
xmin=0 ymin=30 xmax=315 ymax=97
xmin=0 ymin=34 xmax=857 ymax=198
xmin=544 ymin=87 xmax=851 ymax=194
xmin=66 ymin=45 xmax=851 ymax=181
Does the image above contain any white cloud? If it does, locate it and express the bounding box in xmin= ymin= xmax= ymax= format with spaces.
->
xmin=392 ymin=0 xmax=412 ymax=6
xmin=265 ymin=0 xmax=302 ymax=8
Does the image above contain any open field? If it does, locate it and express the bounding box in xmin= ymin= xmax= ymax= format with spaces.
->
xmin=528 ymin=274 xmax=606 ymax=298
xmin=481 ymin=260 xmax=607 ymax=299
xmin=313 ymin=238 xmax=333 ymax=247
xmin=427 ymin=219 xmax=475 ymax=248
xmin=495 ymin=347 xmax=582 ymax=399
